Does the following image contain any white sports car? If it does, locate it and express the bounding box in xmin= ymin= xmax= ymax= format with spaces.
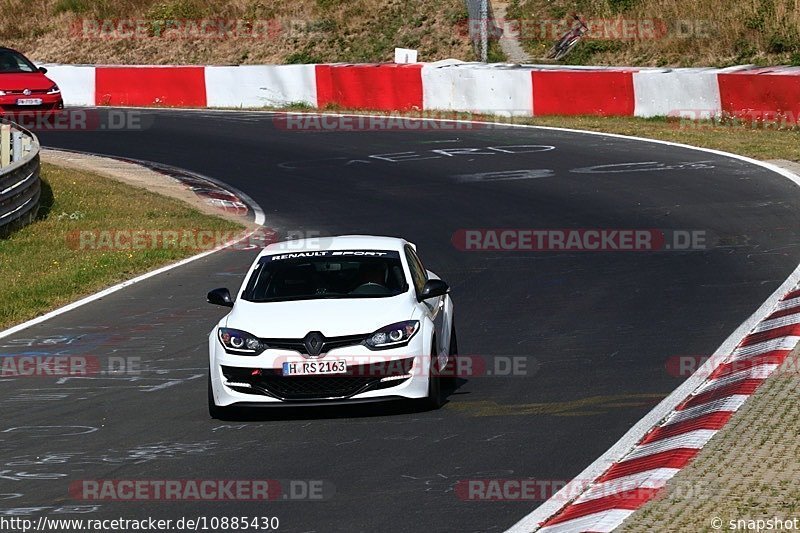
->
xmin=206 ymin=235 xmax=456 ymax=417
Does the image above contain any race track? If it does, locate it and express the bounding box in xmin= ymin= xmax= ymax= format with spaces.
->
xmin=2 ymin=109 xmax=800 ymax=532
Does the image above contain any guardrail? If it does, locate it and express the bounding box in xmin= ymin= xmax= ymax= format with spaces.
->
xmin=0 ymin=118 xmax=41 ymax=236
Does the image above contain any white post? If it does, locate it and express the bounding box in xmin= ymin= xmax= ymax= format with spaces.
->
xmin=0 ymin=125 xmax=10 ymax=168
xmin=480 ymin=0 xmax=488 ymax=63
xmin=12 ymin=131 xmax=22 ymax=162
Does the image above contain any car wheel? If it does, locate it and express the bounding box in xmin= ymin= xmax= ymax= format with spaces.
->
xmin=208 ymin=372 xmax=236 ymax=419
xmin=422 ymin=344 xmax=445 ymax=410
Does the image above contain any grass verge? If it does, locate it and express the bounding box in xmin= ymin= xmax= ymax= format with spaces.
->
xmin=0 ymin=162 xmax=243 ymax=329
xmin=515 ymin=115 xmax=800 ymax=161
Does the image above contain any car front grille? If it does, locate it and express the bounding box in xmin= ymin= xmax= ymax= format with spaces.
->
xmin=260 ymin=333 xmax=367 ymax=355
xmin=2 ymin=89 xmax=50 ymax=95
xmin=222 ymin=357 xmax=414 ymax=400
xmin=0 ymin=102 xmax=63 ymax=113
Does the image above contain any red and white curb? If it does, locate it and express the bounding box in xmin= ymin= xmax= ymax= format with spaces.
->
xmin=513 ymin=285 xmax=800 ymax=533
xmin=40 ymin=62 xmax=800 ymax=119
xmin=4 ymin=116 xmax=799 ymax=533
xmin=487 ymin=141 xmax=800 ymax=532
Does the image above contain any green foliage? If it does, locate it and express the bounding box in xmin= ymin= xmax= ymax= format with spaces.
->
xmin=767 ymin=32 xmax=799 ymax=54
xmin=307 ymin=18 xmax=338 ymax=32
xmin=53 ymin=0 xmax=89 ymax=14
xmin=563 ymin=39 xmax=623 ymax=64
xmin=607 ymin=0 xmax=640 ymax=13
xmin=285 ymin=50 xmax=323 ymax=64
xmin=733 ymin=37 xmax=757 ymax=62
xmin=147 ymin=0 xmax=203 ymax=20
xmin=242 ymin=1 xmax=277 ymax=20
xmin=445 ymin=3 xmax=469 ymax=24
xmin=744 ymin=0 xmax=775 ymax=33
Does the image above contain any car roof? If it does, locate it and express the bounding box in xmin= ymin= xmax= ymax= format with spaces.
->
xmin=260 ymin=235 xmax=411 ymax=257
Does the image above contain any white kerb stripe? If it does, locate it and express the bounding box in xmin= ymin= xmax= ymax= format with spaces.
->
xmin=623 ymin=430 xmax=718 ymax=461
xmin=664 ymin=395 xmax=749 ymax=426
xmin=537 ymin=510 xmax=636 ymax=533
xmin=774 ymin=297 xmax=800 ymax=311
xmin=731 ymin=337 xmax=800 ymax=360
xmin=575 ymin=468 xmax=680 ymax=504
xmin=695 ymin=364 xmax=777 ymax=393
xmin=751 ymin=313 xmax=800 ymax=333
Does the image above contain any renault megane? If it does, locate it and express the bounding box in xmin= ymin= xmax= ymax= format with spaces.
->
xmin=206 ymin=235 xmax=456 ymax=417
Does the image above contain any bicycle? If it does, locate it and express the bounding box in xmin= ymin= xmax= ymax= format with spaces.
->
xmin=547 ymin=15 xmax=589 ymax=61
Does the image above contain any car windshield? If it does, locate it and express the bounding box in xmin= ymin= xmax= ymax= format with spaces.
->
xmin=0 ymin=49 xmax=36 ymax=73
xmin=241 ymin=250 xmax=409 ymax=302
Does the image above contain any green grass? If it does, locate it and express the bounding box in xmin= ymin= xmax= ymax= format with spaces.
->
xmin=0 ymin=163 xmax=243 ymax=329
xmin=514 ymin=115 xmax=800 ymax=161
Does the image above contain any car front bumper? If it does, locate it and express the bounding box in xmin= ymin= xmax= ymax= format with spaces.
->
xmin=0 ymin=94 xmax=63 ymax=115
xmin=208 ymin=332 xmax=431 ymax=407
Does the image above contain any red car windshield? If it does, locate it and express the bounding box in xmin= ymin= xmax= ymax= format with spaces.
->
xmin=0 ymin=49 xmax=37 ymax=73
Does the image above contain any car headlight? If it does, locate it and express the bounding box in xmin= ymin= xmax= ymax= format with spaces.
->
xmin=46 ymin=84 xmax=60 ymax=95
xmin=0 ymin=90 xmax=6 ymax=96
xmin=218 ymin=328 xmax=264 ymax=355
xmin=364 ymin=321 xmax=420 ymax=350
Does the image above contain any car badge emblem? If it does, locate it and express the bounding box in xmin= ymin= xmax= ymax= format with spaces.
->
xmin=303 ymin=331 xmax=325 ymax=357
xmin=23 ymin=89 xmax=31 ymax=96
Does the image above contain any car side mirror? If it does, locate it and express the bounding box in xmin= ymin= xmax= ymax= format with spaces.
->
xmin=38 ymin=66 xmax=48 ymax=74
xmin=207 ymin=288 xmax=234 ymax=307
xmin=418 ymin=279 xmax=449 ymax=301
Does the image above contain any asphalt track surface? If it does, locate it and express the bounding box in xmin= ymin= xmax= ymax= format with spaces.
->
xmin=2 ymin=109 xmax=800 ymax=532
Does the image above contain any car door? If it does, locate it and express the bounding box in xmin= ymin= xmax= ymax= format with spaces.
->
xmin=404 ymin=245 xmax=445 ymax=356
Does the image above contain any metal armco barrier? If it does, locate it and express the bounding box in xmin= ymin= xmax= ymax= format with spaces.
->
xmin=0 ymin=119 xmax=41 ymax=235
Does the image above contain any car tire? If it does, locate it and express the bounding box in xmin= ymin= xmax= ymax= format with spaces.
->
xmin=208 ymin=372 xmax=236 ymax=420
xmin=422 ymin=343 xmax=445 ymax=410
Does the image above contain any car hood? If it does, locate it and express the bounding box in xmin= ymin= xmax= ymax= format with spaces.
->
xmin=225 ymin=294 xmax=415 ymax=338
xmin=0 ymin=72 xmax=54 ymax=91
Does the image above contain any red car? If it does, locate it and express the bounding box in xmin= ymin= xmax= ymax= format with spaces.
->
xmin=0 ymin=47 xmax=63 ymax=115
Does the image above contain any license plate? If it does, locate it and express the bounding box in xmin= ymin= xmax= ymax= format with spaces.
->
xmin=282 ymin=359 xmax=347 ymax=376
xmin=16 ymin=98 xmax=43 ymax=106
